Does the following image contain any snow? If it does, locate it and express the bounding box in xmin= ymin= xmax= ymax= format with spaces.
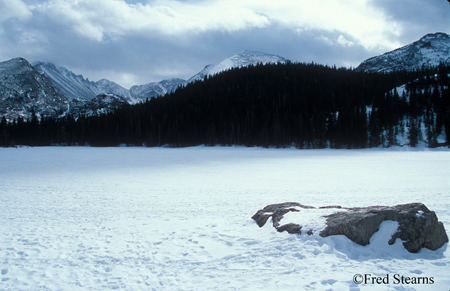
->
xmin=416 ymin=210 xmax=425 ymax=218
xmin=187 ymin=50 xmax=287 ymax=83
xmin=280 ymin=207 xmax=346 ymax=233
xmin=34 ymin=62 xmax=99 ymax=101
xmin=357 ymin=32 xmax=450 ymax=73
xmin=0 ymin=146 xmax=449 ymax=290
xmin=206 ymin=50 xmax=287 ymax=77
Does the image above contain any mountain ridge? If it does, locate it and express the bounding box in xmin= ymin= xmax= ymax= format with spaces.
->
xmin=356 ymin=32 xmax=450 ymax=72
xmin=1 ymin=33 xmax=450 ymax=122
xmin=0 ymin=50 xmax=289 ymax=120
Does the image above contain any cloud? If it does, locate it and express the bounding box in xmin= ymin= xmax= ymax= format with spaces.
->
xmin=337 ymin=35 xmax=354 ymax=47
xmin=0 ymin=0 xmax=31 ymax=22
xmin=31 ymin=0 xmax=270 ymax=41
xmin=369 ymin=0 xmax=449 ymax=43
xmin=245 ymin=0 xmax=402 ymax=49
xmin=27 ymin=0 xmax=401 ymax=50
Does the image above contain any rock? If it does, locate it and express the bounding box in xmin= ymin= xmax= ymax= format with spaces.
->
xmin=252 ymin=202 xmax=448 ymax=253
xmin=251 ymin=202 xmax=314 ymax=232
xmin=276 ymin=223 xmax=302 ymax=234
xmin=319 ymin=203 xmax=448 ymax=253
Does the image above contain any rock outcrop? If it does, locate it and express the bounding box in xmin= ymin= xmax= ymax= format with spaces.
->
xmin=252 ymin=202 xmax=448 ymax=253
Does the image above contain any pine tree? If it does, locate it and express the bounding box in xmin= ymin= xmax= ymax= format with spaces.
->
xmin=408 ymin=118 xmax=420 ymax=147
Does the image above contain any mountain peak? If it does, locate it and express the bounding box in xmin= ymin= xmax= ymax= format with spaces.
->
xmin=0 ymin=57 xmax=67 ymax=121
xmin=357 ymin=32 xmax=450 ymax=73
xmin=420 ymin=32 xmax=449 ymax=41
xmin=237 ymin=50 xmax=285 ymax=58
xmin=230 ymin=50 xmax=287 ymax=66
xmin=11 ymin=57 xmax=31 ymax=64
xmin=186 ymin=50 xmax=288 ymax=83
xmin=0 ymin=57 xmax=34 ymax=74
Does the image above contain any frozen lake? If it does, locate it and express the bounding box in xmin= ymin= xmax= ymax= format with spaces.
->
xmin=0 ymin=146 xmax=449 ymax=290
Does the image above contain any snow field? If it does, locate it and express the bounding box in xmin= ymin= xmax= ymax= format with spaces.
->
xmin=0 ymin=146 xmax=449 ymax=290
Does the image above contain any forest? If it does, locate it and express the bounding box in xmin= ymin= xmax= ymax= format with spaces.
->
xmin=1 ymin=61 xmax=449 ymax=148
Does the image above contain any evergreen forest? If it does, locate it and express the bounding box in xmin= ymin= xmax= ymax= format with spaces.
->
xmin=1 ymin=62 xmax=449 ymax=148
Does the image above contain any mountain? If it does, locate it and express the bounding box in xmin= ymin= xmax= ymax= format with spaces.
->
xmin=129 ymin=78 xmax=186 ymax=102
xmin=186 ymin=50 xmax=288 ymax=83
xmin=2 ymin=37 xmax=448 ymax=122
xmin=7 ymin=60 xmax=448 ymax=148
xmin=34 ymin=62 xmax=135 ymax=103
xmin=357 ymin=32 xmax=450 ymax=73
xmin=34 ymin=61 xmax=186 ymax=104
xmin=33 ymin=50 xmax=288 ymax=104
xmin=70 ymin=93 xmax=129 ymax=117
xmin=0 ymin=58 xmax=68 ymax=121
xmin=33 ymin=62 xmax=99 ymax=101
xmin=3 ymin=52 xmax=287 ymax=122
xmin=0 ymin=60 xmax=134 ymax=120
xmin=96 ymin=79 xmax=133 ymax=103
xmin=1 ymin=59 xmax=188 ymax=120
xmin=130 ymin=50 xmax=288 ymax=99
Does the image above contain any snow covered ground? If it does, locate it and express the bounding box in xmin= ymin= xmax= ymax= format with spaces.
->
xmin=0 ymin=146 xmax=449 ymax=290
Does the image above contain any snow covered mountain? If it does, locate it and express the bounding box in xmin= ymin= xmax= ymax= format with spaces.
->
xmin=31 ymin=62 xmax=137 ymax=116
xmin=2 ymin=38 xmax=448 ymax=122
xmin=32 ymin=50 xmax=288 ymax=104
xmin=186 ymin=50 xmax=288 ymax=83
xmin=0 ymin=59 xmax=133 ymax=120
xmin=70 ymin=93 xmax=129 ymax=117
xmin=0 ymin=58 xmax=68 ymax=121
xmin=96 ymin=79 xmax=133 ymax=103
xmin=130 ymin=50 xmax=287 ymax=100
xmin=2 ymin=51 xmax=288 ymax=121
xmin=34 ymin=61 xmax=185 ymax=104
xmin=130 ymin=78 xmax=185 ymax=102
xmin=33 ymin=62 xmax=100 ymax=101
xmin=34 ymin=62 xmax=135 ymax=104
xmin=1 ymin=59 xmax=187 ymax=120
xmin=356 ymin=32 xmax=450 ymax=72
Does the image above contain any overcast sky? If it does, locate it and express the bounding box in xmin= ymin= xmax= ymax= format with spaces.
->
xmin=1 ymin=0 xmax=449 ymax=88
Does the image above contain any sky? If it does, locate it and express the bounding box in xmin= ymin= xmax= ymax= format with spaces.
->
xmin=0 ymin=0 xmax=449 ymax=89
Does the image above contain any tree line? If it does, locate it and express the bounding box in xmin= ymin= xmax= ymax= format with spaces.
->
xmin=1 ymin=62 xmax=449 ymax=148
